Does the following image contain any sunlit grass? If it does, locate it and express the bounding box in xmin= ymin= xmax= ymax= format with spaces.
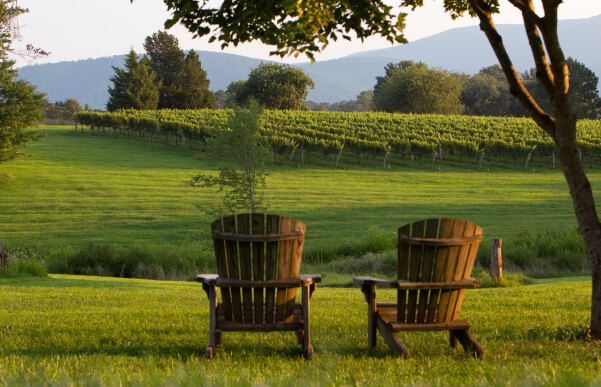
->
xmin=1 ymin=126 xmax=597 ymax=260
xmin=0 ymin=275 xmax=599 ymax=385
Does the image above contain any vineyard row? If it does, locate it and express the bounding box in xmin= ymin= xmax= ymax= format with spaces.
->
xmin=75 ymin=109 xmax=601 ymax=169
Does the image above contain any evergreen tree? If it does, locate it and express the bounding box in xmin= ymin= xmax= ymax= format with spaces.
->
xmin=127 ymin=57 xmax=159 ymax=110
xmin=143 ymin=31 xmax=185 ymax=109
xmin=107 ymin=49 xmax=159 ymax=111
xmin=106 ymin=50 xmax=134 ymax=111
xmin=176 ymin=50 xmax=214 ymax=109
xmin=0 ymin=1 xmax=46 ymax=165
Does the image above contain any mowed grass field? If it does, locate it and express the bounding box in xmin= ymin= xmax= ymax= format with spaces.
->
xmin=0 ymin=275 xmax=599 ymax=385
xmin=1 ymin=126 xmax=600 ymax=385
xmin=0 ymin=126 xmax=598 ymax=265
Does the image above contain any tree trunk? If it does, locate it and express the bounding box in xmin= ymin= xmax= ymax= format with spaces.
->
xmin=467 ymin=0 xmax=601 ymax=339
xmin=555 ymin=116 xmax=601 ymax=339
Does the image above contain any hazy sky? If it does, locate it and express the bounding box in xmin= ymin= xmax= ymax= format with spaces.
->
xmin=15 ymin=0 xmax=601 ymax=67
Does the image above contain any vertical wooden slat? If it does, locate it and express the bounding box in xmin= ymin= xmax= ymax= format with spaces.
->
xmin=276 ymin=216 xmax=293 ymax=321
xmin=397 ymin=221 xmax=426 ymax=323
xmin=252 ymin=213 xmax=266 ymax=324
xmin=449 ymin=222 xmax=481 ymax=321
xmin=435 ymin=218 xmax=457 ymax=323
xmin=444 ymin=219 xmax=468 ymax=322
xmin=404 ymin=219 xmax=425 ymax=323
xmin=212 ymin=218 xmax=233 ymax=321
xmin=225 ymin=215 xmax=243 ymax=323
xmin=416 ymin=218 xmax=439 ymax=323
xmin=237 ymin=213 xmax=253 ymax=324
xmin=264 ymin=214 xmax=280 ymax=324
xmin=397 ymin=223 xmax=412 ymax=322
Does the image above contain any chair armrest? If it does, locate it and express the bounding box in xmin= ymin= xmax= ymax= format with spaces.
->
xmin=196 ymin=274 xmax=218 ymax=298
xmin=196 ymin=274 xmax=218 ymax=285
xmin=353 ymin=276 xmax=396 ymax=288
xmin=215 ymin=277 xmax=320 ymax=288
xmin=396 ymin=278 xmax=480 ymax=289
xmin=300 ymin=274 xmax=322 ymax=286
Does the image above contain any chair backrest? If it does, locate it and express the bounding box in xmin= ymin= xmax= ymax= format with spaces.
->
xmin=211 ymin=213 xmax=306 ymax=324
xmin=396 ymin=218 xmax=483 ymax=324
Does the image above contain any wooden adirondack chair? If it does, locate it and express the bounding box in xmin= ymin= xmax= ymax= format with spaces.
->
xmin=354 ymin=218 xmax=484 ymax=358
xmin=197 ymin=213 xmax=321 ymax=359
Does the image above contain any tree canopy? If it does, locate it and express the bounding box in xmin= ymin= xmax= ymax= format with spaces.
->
xmin=143 ymin=31 xmax=214 ymax=109
xmin=523 ymin=57 xmax=601 ymax=119
xmin=373 ymin=61 xmax=464 ymax=114
xmin=228 ymin=63 xmax=314 ymax=110
xmin=462 ymin=65 xmax=523 ymax=117
xmin=107 ymin=49 xmax=159 ymax=111
xmin=0 ymin=1 xmax=46 ymax=165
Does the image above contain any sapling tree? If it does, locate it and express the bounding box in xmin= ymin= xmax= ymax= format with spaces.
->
xmin=189 ymin=101 xmax=270 ymax=215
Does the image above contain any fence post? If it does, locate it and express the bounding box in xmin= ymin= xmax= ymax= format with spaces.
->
xmin=490 ymin=238 xmax=503 ymax=281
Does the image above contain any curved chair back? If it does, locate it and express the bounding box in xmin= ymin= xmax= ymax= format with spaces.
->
xmin=211 ymin=213 xmax=306 ymax=324
xmin=396 ymin=218 xmax=483 ymax=324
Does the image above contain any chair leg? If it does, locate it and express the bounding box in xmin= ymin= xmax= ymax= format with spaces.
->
xmin=450 ymin=328 xmax=484 ymax=358
xmin=206 ymin=286 xmax=219 ymax=359
xmin=360 ymin=283 xmax=378 ymax=349
xmin=301 ymin=286 xmax=314 ymax=359
xmin=296 ymin=329 xmax=304 ymax=345
xmin=376 ymin=318 xmax=409 ymax=358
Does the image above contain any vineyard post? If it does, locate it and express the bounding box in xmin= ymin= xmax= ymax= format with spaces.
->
xmin=490 ymin=238 xmax=503 ymax=282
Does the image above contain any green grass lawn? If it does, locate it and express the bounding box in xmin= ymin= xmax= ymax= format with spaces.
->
xmin=0 ymin=274 xmax=598 ymax=386
xmin=0 ymin=126 xmax=598 ymax=267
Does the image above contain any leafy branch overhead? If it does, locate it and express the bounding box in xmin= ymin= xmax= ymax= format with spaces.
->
xmin=143 ymin=0 xmax=406 ymax=60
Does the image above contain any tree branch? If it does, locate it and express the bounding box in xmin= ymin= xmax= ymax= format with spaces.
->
xmin=467 ymin=0 xmax=556 ymax=138
xmin=539 ymin=1 xmax=572 ymax=126
xmin=508 ymin=0 xmax=554 ymax=97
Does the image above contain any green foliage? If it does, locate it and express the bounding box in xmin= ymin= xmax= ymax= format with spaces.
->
xmin=308 ymin=90 xmax=373 ymax=112
xmin=524 ymin=57 xmax=601 ymax=119
xmin=0 ymin=247 xmax=47 ymax=278
xmin=189 ymin=102 xmax=270 ymax=214
xmin=0 ymin=2 xmax=46 ymax=165
xmin=503 ymin=229 xmax=588 ymax=277
xmin=373 ymin=61 xmax=464 ymax=114
xmin=0 ymin=275 xmax=599 ymax=384
xmin=107 ymin=49 xmax=159 ymax=111
xmin=144 ymin=31 xmax=185 ymax=109
xmin=54 ymin=244 xmax=207 ymax=280
xmin=230 ymin=63 xmax=314 ymax=110
xmin=177 ymin=50 xmax=214 ymax=109
xmin=156 ymin=0 xmax=407 ymax=60
xmin=44 ymin=98 xmax=84 ymax=123
xmin=143 ymin=31 xmax=214 ymax=110
xmin=0 ymin=257 xmax=47 ymax=278
xmin=76 ymin=108 xmax=601 ymax=168
xmin=1 ymin=126 xmax=598 ymax=279
xmin=462 ymin=65 xmax=523 ymax=117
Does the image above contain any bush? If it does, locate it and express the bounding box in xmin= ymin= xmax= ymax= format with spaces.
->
xmin=0 ymin=246 xmax=47 ymax=278
xmin=501 ymin=229 xmax=587 ymax=276
xmin=54 ymin=244 xmax=213 ymax=280
xmin=305 ymin=226 xmax=396 ymax=265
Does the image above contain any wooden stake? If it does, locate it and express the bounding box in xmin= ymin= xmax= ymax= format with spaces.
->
xmin=490 ymin=238 xmax=503 ymax=281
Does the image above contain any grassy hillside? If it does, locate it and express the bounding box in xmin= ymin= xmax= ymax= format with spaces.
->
xmin=0 ymin=275 xmax=598 ymax=385
xmin=0 ymin=126 xmax=598 ymax=277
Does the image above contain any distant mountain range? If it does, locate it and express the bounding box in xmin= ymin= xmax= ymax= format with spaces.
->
xmin=18 ymin=14 xmax=601 ymax=109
